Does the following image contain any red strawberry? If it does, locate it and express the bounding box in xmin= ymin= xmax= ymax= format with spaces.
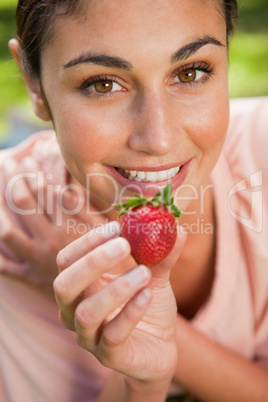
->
xmin=114 ymin=183 xmax=181 ymax=267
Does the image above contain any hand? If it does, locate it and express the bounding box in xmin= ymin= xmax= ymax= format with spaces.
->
xmin=54 ymin=221 xmax=187 ymax=387
xmin=0 ymin=157 xmax=107 ymax=294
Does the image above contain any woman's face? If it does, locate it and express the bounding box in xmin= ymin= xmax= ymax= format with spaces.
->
xmin=40 ymin=0 xmax=229 ymax=212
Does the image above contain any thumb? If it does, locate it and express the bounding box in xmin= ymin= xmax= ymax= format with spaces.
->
xmin=150 ymin=225 xmax=187 ymax=283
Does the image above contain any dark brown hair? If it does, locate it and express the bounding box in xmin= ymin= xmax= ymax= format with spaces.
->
xmin=15 ymin=0 xmax=239 ymax=77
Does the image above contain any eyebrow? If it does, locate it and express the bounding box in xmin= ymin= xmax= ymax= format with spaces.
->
xmin=63 ymin=35 xmax=224 ymax=70
xmin=63 ymin=54 xmax=132 ymax=70
xmin=171 ymin=35 xmax=224 ymax=63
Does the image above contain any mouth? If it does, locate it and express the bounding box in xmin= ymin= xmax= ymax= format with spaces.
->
xmin=106 ymin=160 xmax=191 ymax=196
xmin=115 ymin=165 xmax=182 ymax=183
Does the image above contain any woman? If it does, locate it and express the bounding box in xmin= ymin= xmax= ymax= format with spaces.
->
xmin=0 ymin=0 xmax=268 ymax=401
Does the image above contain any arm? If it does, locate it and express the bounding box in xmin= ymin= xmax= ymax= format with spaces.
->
xmin=0 ymin=156 xmax=107 ymax=294
xmin=174 ymin=315 xmax=268 ymax=402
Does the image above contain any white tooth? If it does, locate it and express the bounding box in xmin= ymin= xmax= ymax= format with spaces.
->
xmin=145 ymin=172 xmax=158 ymax=182
xmin=137 ymin=171 xmax=146 ymax=179
xmin=157 ymin=170 xmax=169 ymax=181
xmin=126 ymin=165 xmax=181 ymax=182
xmin=167 ymin=169 xmax=173 ymax=178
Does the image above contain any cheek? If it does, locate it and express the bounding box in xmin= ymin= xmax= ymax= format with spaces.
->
xmin=53 ymin=105 xmax=122 ymax=170
xmin=188 ymin=91 xmax=230 ymax=153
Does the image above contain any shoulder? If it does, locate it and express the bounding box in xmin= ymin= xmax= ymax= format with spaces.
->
xmin=220 ymin=99 xmax=268 ymax=366
xmin=228 ymin=96 xmax=268 ymax=129
xmin=0 ymin=130 xmax=57 ymax=165
xmin=225 ymin=98 xmax=268 ymax=317
xmin=224 ymin=97 xmax=268 ymax=176
xmin=0 ymin=130 xmax=66 ymax=185
xmin=221 ymin=97 xmax=268 ymax=210
xmin=222 ymin=97 xmax=268 ymax=234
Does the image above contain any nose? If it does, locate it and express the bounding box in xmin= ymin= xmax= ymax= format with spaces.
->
xmin=127 ymin=90 xmax=178 ymax=156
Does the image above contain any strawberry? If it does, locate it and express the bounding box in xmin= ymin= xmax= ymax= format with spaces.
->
xmin=114 ymin=183 xmax=181 ymax=267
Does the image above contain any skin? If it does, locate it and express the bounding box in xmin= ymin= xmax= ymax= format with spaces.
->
xmin=25 ymin=0 xmax=229 ymax=211
xmin=7 ymin=0 xmax=268 ymax=401
xmin=10 ymin=0 xmax=230 ymax=310
xmin=41 ymin=0 xmax=228 ymax=313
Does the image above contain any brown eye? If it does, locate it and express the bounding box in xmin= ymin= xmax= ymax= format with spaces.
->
xmin=178 ymin=68 xmax=197 ymax=82
xmin=94 ymin=80 xmax=113 ymax=93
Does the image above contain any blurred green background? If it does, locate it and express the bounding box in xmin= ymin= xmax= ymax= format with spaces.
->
xmin=0 ymin=0 xmax=268 ymax=145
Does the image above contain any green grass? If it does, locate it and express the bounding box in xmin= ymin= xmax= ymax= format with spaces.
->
xmin=0 ymin=0 xmax=17 ymax=6
xmin=0 ymin=1 xmax=30 ymax=141
xmin=229 ymin=32 xmax=268 ymax=97
xmin=0 ymin=0 xmax=268 ymax=142
xmin=228 ymin=0 xmax=268 ymax=97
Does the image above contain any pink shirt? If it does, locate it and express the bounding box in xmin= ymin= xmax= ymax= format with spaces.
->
xmin=0 ymin=97 xmax=267 ymax=400
xmin=196 ymin=97 xmax=268 ymax=368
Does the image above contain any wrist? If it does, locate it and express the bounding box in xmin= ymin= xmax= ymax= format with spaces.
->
xmin=97 ymin=370 xmax=172 ymax=402
xmin=124 ymin=376 xmax=172 ymax=401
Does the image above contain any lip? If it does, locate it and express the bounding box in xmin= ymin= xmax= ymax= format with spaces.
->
xmin=114 ymin=162 xmax=186 ymax=172
xmin=106 ymin=159 xmax=191 ymax=196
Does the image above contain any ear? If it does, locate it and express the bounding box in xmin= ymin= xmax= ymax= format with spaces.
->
xmin=9 ymin=38 xmax=51 ymax=122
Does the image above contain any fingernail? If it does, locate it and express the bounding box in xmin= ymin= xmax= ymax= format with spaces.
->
xmin=127 ymin=265 xmax=149 ymax=286
xmin=105 ymin=221 xmax=120 ymax=237
xmin=105 ymin=237 xmax=127 ymax=258
xmin=90 ymin=221 xmax=120 ymax=239
xmin=135 ymin=288 xmax=152 ymax=307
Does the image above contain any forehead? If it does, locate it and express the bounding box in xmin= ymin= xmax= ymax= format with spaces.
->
xmin=45 ymin=0 xmax=225 ymax=65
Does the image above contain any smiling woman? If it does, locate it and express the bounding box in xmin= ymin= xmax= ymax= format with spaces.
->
xmin=0 ymin=1 xmax=268 ymax=402
xmin=12 ymin=0 xmax=230 ymax=209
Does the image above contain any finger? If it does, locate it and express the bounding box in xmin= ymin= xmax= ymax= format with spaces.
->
xmin=55 ymin=236 xmax=130 ymax=302
xmin=74 ymin=265 xmax=151 ymax=349
xmin=3 ymin=158 xmax=56 ymax=239
xmin=0 ymin=194 xmax=36 ymax=261
xmin=21 ymin=157 xmax=101 ymax=240
xmin=54 ymin=236 xmax=131 ymax=329
xmin=99 ymin=287 xmax=152 ymax=353
xmin=21 ymin=156 xmax=72 ymax=227
xmin=23 ymin=161 xmax=108 ymax=232
xmin=56 ymin=220 xmax=121 ymax=270
xmin=0 ymin=253 xmax=24 ymax=277
xmin=0 ymin=254 xmax=46 ymax=286
xmin=150 ymin=226 xmax=187 ymax=282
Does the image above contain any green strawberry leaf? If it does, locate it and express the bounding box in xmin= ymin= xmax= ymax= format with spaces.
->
xmin=113 ymin=183 xmax=181 ymax=218
xmin=151 ymin=191 xmax=161 ymax=203
xmin=171 ymin=204 xmax=181 ymax=218
xmin=162 ymin=182 xmax=172 ymax=205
